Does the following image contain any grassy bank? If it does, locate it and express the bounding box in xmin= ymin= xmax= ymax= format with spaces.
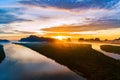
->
xmin=17 ymin=42 xmax=120 ymax=80
xmin=101 ymin=45 xmax=120 ymax=54
xmin=0 ymin=45 xmax=5 ymax=63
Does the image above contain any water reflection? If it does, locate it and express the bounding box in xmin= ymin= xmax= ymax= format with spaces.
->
xmin=0 ymin=44 xmax=86 ymax=80
xmin=0 ymin=42 xmax=11 ymax=45
xmin=92 ymin=43 xmax=120 ymax=60
xmin=66 ymin=42 xmax=120 ymax=60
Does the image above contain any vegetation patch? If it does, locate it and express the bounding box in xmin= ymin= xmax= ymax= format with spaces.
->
xmin=101 ymin=45 xmax=120 ymax=54
xmin=0 ymin=45 xmax=5 ymax=63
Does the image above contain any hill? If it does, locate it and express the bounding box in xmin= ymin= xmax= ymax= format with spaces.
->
xmin=0 ymin=39 xmax=10 ymax=43
xmin=19 ymin=35 xmax=59 ymax=42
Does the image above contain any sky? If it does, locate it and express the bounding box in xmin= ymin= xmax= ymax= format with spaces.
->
xmin=0 ymin=0 xmax=120 ymax=40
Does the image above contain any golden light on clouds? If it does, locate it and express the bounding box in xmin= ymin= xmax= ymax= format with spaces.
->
xmin=1 ymin=0 xmax=120 ymax=41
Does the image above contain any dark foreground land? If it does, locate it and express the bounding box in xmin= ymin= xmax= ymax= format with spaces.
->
xmin=17 ymin=42 xmax=120 ymax=80
xmin=0 ymin=45 xmax=5 ymax=63
xmin=101 ymin=45 xmax=120 ymax=54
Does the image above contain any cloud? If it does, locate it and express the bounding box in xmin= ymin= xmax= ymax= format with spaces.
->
xmin=13 ymin=30 xmax=37 ymax=34
xmin=41 ymin=20 xmax=120 ymax=33
xmin=0 ymin=24 xmax=17 ymax=34
xmin=0 ymin=8 xmax=28 ymax=24
xmin=19 ymin=0 xmax=119 ymax=10
xmin=0 ymin=0 xmax=120 ymax=39
xmin=18 ymin=0 xmax=120 ymax=29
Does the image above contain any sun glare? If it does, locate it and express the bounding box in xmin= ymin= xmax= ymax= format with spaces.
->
xmin=52 ymin=36 xmax=67 ymax=40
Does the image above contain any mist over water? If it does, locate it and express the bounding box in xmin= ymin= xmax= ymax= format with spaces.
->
xmin=0 ymin=44 xmax=85 ymax=80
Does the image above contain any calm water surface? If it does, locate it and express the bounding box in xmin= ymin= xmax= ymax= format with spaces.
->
xmin=0 ymin=44 xmax=86 ymax=80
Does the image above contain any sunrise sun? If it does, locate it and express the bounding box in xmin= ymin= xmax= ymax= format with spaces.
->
xmin=52 ymin=36 xmax=66 ymax=40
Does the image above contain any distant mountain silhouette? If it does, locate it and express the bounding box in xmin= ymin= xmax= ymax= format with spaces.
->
xmin=0 ymin=39 xmax=10 ymax=42
xmin=19 ymin=35 xmax=58 ymax=42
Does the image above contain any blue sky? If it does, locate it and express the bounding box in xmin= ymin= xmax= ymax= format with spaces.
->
xmin=0 ymin=0 xmax=21 ymax=5
xmin=0 ymin=0 xmax=120 ymax=40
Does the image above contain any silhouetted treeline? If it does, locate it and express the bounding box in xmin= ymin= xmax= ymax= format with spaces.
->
xmin=113 ymin=37 xmax=120 ymax=41
xmin=78 ymin=38 xmax=101 ymax=42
